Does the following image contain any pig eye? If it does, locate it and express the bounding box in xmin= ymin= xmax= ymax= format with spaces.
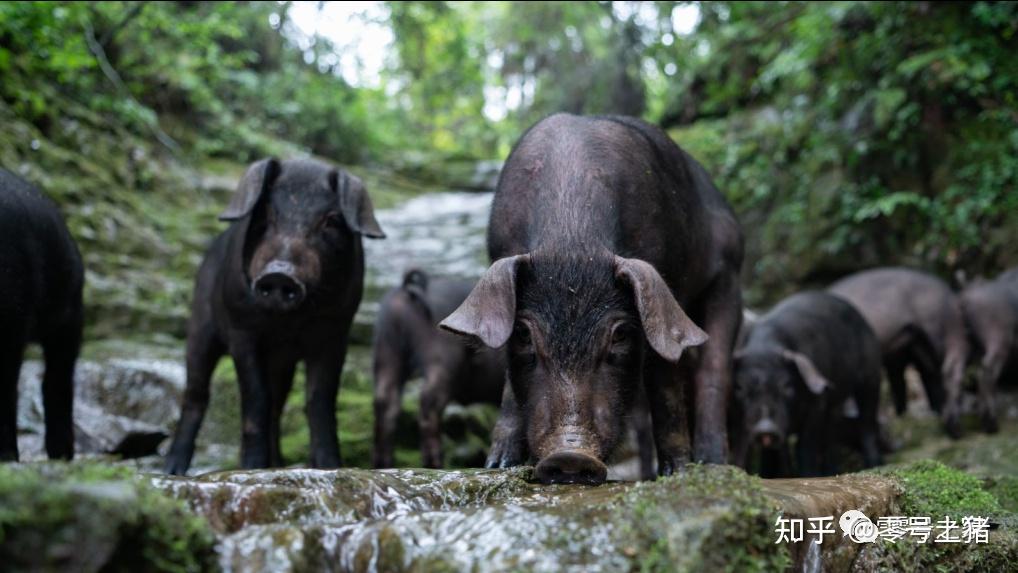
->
xmin=324 ymin=213 xmax=345 ymax=231
xmin=611 ymin=325 xmax=631 ymax=344
xmin=512 ymin=323 xmax=534 ymax=352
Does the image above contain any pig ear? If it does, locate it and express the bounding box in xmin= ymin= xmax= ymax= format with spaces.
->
xmin=333 ymin=170 xmax=385 ymax=238
xmin=615 ymin=256 xmax=708 ymax=362
xmin=219 ymin=158 xmax=281 ymax=221
xmin=781 ymin=350 xmax=829 ymax=395
xmin=439 ymin=254 xmax=529 ymax=348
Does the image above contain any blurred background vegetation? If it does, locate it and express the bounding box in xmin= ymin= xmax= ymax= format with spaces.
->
xmin=3 ymin=1 xmax=1017 ymax=337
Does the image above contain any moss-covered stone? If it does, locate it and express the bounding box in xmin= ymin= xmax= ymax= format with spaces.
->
xmin=615 ymin=464 xmax=791 ymax=573
xmin=875 ymin=460 xmax=1002 ymax=521
xmin=0 ymin=462 xmax=215 ymax=572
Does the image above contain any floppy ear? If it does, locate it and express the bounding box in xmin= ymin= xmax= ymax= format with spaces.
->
xmin=781 ymin=350 xmax=830 ymax=395
xmin=439 ymin=254 xmax=529 ymax=348
xmin=333 ymin=170 xmax=385 ymax=238
xmin=219 ymin=158 xmax=281 ymax=221
xmin=614 ymin=256 xmax=708 ymax=362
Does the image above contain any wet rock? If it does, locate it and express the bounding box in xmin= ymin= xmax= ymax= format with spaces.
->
xmin=155 ymin=465 xmax=788 ymax=572
xmin=762 ymin=474 xmax=899 ymax=572
xmin=17 ymin=358 xmax=185 ymax=460
xmin=0 ymin=462 xmax=215 ymax=572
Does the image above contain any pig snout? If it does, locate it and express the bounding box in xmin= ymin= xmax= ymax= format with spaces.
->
xmin=535 ymin=450 xmax=608 ymax=485
xmin=252 ymin=260 xmax=306 ymax=309
xmin=751 ymin=418 xmax=782 ymax=448
xmin=533 ymin=427 xmax=609 ymax=485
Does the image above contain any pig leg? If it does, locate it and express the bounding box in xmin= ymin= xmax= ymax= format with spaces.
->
xmin=305 ymin=340 xmax=346 ymax=468
xmin=232 ymin=333 xmax=273 ymax=469
xmin=911 ymin=343 xmax=958 ymax=438
xmin=373 ymin=358 xmax=407 ymax=468
xmin=0 ymin=330 xmax=26 ymax=462
xmin=420 ymin=366 xmax=453 ymax=468
xmin=40 ymin=318 xmax=81 ymax=460
xmin=977 ymin=338 xmax=1011 ymax=435
xmin=760 ymin=447 xmax=785 ymax=478
xmin=485 ymin=378 xmax=528 ymax=468
xmin=855 ymin=384 xmax=884 ymax=468
xmin=691 ymin=274 xmax=741 ymax=464
xmin=631 ymin=390 xmax=656 ymax=480
xmin=164 ymin=321 xmax=225 ymax=475
xmin=267 ymin=356 xmax=297 ymax=467
xmin=645 ymin=352 xmax=692 ymax=476
xmin=884 ymin=352 xmax=908 ymax=415
xmin=796 ymin=407 xmax=825 ymax=477
xmin=729 ymin=426 xmax=750 ymax=470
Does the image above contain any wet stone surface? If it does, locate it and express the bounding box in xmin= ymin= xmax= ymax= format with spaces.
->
xmin=153 ymin=465 xmax=788 ymax=573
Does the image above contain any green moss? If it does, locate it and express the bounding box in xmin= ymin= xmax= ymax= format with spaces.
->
xmin=0 ymin=462 xmax=215 ymax=572
xmin=614 ymin=465 xmax=791 ymax=573
xmin=877 ymin=460 xmax=1002 ymax=521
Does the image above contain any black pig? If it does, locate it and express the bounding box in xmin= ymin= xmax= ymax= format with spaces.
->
xmin=0 ymin=169 xmax=84 ymax=462
xmin=731 ymin=291 xmax=883 ymax=477
xmin=829 ymin=268 xmax=969 ymax=438
xmin=164 ymin=158 xmax=384 ymax=474
xmin=961 ymin=267 xmax=1018 ymax=433
xmin=440 ymin=114 xmax=744 ymax=484
xmin=372 ymin=269 xmax=505 ymax=469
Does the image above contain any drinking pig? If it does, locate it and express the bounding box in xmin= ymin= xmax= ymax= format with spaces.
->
xmin=372 ymin=269 xmax=506 ymax=469
xmin=164 ymin=158 xmax=384 ymax=474
xmin=731 ymin=291 xmax=883 ymax=477
xmin=0 ymin=169 xmax=84 ymax=462
xmin=961 ymin=266 xmax=1018 ymax=433
xmin=440 ymin=114 xmax=744 ymax=484
xmin=829 ymin=267 xmax=969 ymax=438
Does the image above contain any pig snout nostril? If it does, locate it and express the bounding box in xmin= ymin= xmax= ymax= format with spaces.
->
xmin=534 ymin=450 xmax=608 ymax=486
xmin=252 ymin=272 xmax=306 ymax=308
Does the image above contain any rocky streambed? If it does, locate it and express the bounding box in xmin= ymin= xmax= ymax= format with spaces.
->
xmin=3 ymin=459 xmax=1016 ymax=572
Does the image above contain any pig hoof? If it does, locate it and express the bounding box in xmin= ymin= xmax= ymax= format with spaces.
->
xmin=656 ymin=456 xmax=690 ymax=477
xmin=164 ymin=457 xmax=189 ymax=476
xmin=485 ymin=443 xmax=525 ymax=469
xmin=485 ymin=455 xmax=522 ymax=469
xmin=982 ymin=414 xmax=999 ymax=435
xmin=944 ymin=417 xmax=963 ymax=440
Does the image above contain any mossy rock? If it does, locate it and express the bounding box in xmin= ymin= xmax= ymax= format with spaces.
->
xmin=0 ymin=462 xmax=215 ymax=572
xmin=854 ymin=460 xmax=1018 ymax=572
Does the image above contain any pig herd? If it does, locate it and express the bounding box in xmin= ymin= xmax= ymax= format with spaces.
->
xmin=1 ymin=113 xmax=1015 ymax=486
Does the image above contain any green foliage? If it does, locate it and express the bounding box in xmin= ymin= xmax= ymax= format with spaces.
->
xmin=654 ymin=2 xmax=1018 ymax=301
xmin=0 ymin=462 xmax=215 ymax=572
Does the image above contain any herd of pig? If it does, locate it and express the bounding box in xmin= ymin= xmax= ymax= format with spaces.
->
xmin=2 ymin=114 xmax=1016 ymax=485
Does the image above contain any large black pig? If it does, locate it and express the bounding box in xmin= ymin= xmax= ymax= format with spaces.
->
xmin=961 ymin=267 xmax=1018 ymax=433
xmin=440 ymin=114 xmax=744 ymax=484
xmin=829 ymin=267 xmax=968 ymax=438
xmin=372 ymin=269 xmax=506 ymax=468
xmin=164 ymin=158 xmax=384 ymax=474
xmin=731 ymin=291 xmax=883 ymax=477
xmin=0 ymin=169 xmax=84 ymax=462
